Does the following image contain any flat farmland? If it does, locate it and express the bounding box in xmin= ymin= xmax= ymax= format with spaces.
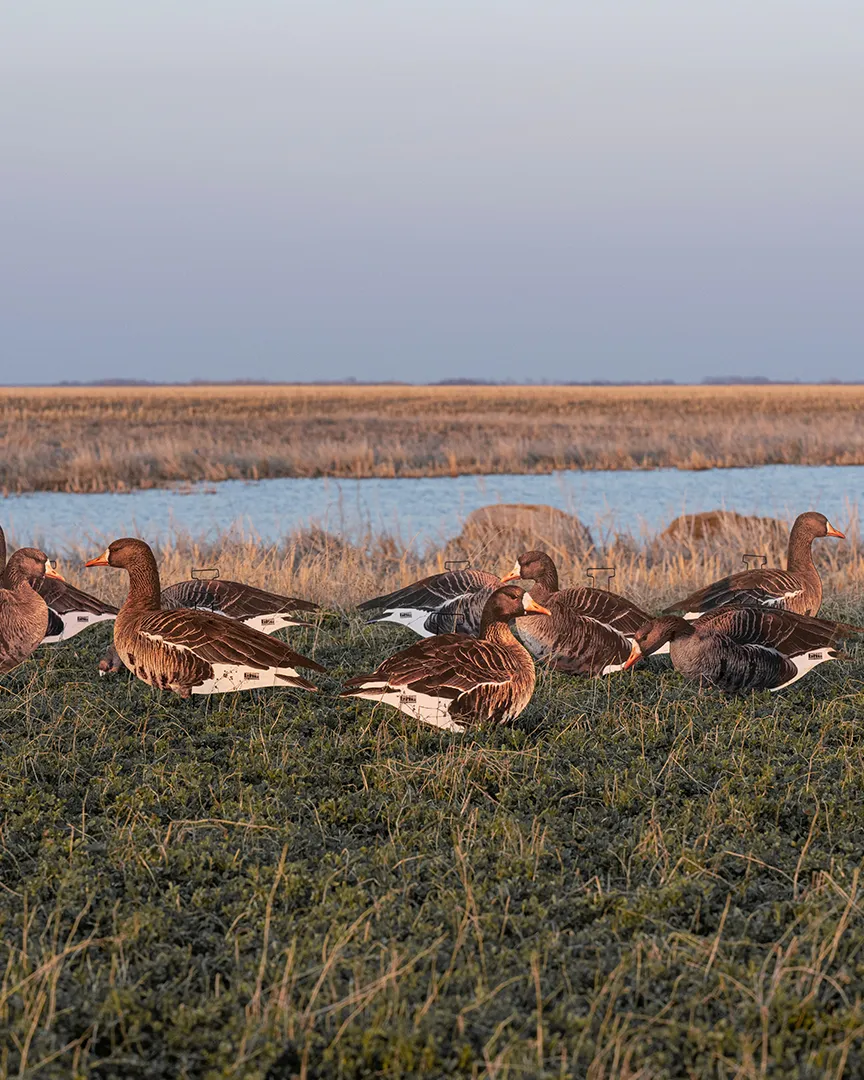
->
xmin=3 ymin=384 xmax=864 ymax=492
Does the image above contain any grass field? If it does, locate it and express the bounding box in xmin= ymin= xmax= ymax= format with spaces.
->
xmin=4 ymin=384 xmax=864 ymax=492
xmin=3 ymin=523 xmax=864 ymax=1077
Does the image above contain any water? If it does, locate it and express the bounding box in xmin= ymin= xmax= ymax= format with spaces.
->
xmin=2 ymin=464 xmax=860 ymax=555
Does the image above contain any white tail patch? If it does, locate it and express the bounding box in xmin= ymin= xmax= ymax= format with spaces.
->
xmin=350 ymin=684 xmax=465 ymax=732
xmin=683 ymin=612 xmax=702 ymax=621
xmin=42 ymin=611 xmax=116 ymax=644
xmin=371 ymin=609 xmax=434 ymax=638
xmin=192 ymin=663 xmax=301 ymax=694
xmin=770 ymin=648 xmax=838 ymax=691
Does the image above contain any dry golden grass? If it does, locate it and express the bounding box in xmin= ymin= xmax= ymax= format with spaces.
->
xmin=54 ymin=507 xmax=864 ymax=623
xmin=4 ymin=383 xmax=864 ymax=492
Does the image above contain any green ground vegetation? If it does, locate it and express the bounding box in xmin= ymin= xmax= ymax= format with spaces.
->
xmin=2 ymin=616 xmax=864 ymax=1078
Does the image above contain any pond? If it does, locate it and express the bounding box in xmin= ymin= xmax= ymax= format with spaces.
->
xmin=2 ymin=464 xmax=860 ymax=555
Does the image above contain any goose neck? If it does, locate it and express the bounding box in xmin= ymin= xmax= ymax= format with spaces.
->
xmin=124 ymin=553 xmax=163 ymax=611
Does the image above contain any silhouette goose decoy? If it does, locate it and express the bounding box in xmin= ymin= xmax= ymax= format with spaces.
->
xmin=341 ymin=584 xmax=550 ymax=731
xmin=98 ymin=575 xmax=319 ymax=675
xmin=0 ymin=525 xmax=118 ymax=643
xmin=358 ymin=566 xmax=502 ymax=638
xmin=500 ymin=550 xmax=662 ymax=673
xmin=622 ymin=607 xmax=859 ymax=693
xmin=663 ymin=511 xmax=845 ymax=618
xmin=0 ymin=547 xmax=65 ymax=675
xmin=85 ymin=538 xmax=325 ymax=697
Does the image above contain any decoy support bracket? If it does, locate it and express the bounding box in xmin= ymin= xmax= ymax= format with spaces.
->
xmin=587 ymin=566 xmax=616 ymax=590
xmin=445 ymin=560 xmax=471 ymax=571
xmin=741 ymin=554 xmax=768 ymax=569
xmin=191 ymin=567 xmax=220 ymax=580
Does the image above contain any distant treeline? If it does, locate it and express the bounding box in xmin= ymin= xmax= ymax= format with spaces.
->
xmin=30 ymin=375 xmax=864 ymax=388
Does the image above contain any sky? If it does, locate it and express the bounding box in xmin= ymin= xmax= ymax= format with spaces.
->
xmin=1 ymin=1 xmax=863 ymax=384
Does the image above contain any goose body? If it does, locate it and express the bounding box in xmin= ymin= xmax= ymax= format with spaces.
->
xmin=0 ymin=548 xmax=64 ymax=675
xmin=664 ymin=512 xmax=844 ymax=618
xmin=85 ymin=539 xmax=325 ymax=697
xmin=341 ymin=585 xmax=549 ymax=731
xmin=358 ymin=568 xmax=501 ymax=638
xmin=502 ymin=550 xmax=662 ymax=673
xmin=99 ymin=576 xmax=318 ymax=675
xmin=0 ymin=526 xmax=117 ymax=643
xmin=625 ymin=608 xmax=858 ymax=693
xmin=160 ymin=577 xmax=318 ymax=633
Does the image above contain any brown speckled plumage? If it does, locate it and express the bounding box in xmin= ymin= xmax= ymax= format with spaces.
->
xmin=86 ymin=538 xmax=325 ymax=698
xmin=663 ymin=511 xmax=845 ymax=617
xmin=505 ymin=551 xmax=652 ymax=675
xmin=342 ymin=585 xmax=547 ymax=730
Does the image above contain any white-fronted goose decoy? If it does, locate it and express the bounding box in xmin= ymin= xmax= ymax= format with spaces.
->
xmin=0 ymin=526 xmax=118 ymax=643
xmin=358 ymin=567 xmax=501 ymax=638
xmin=623 ymin=607 xmax=858 ymax=693
xmin=0 ymin=547 xmax=65 ymax=675
xmin=98 ymin=576 xmax=319 ymax=675
xmin=341 ymin=585 xmax=550 ymax=731
xmin=85 ymin=538 xmax=325 ymax=697
xmin=664 ymin=511 xmax=845 ymax=618
xmin=500 ymin=550 xmax=662 ymax=673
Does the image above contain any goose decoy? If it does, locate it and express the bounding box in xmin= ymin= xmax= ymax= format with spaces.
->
xmin=358 ymin=567 xmax=502 ymax=638
xmin=98 ymin=576 xmax=319 ymax=676
xmin=0 ymin=547 xmax=65 ymax=674
xmin=500 ymin=550 xmax=661 ymax=673
xmin=622 ymin=607 xmax=858 ymax=692
xmin=85 ymin=538 xmax=325 ymax=697
xmin=341 ymin=584 xmax=550 ymax=731
xmin=0 ymin=526 xmax=117 ymax=643
xmin=663 ymin=511 xmax=845 ymax=618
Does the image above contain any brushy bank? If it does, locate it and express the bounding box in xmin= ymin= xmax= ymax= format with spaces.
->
xmin=3 ymin=515 xmax=864 ymax=1077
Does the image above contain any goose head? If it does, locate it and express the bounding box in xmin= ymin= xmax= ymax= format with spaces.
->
xmin=623 ymin=615 xmax=694 ymax=670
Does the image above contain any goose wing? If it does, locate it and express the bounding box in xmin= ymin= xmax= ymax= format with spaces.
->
xmin=663 ymin=568 xmax=806 ymax=614
xmin=553 ymin=587 xmax=650 ymax=635
xmin=161 ymin=578 xmax=318 ymax=619
xmin=343 ymin=635 xmax=517 ymax=697
xmin=35 ymin=577 xmax=118 ymax=616
xmin=358 ymin=570 xmax=500 ymax=614
xmin=516 ymin=606 xmax=632 ymax=675
xmin=695 ymin=607 xmax=848 ymax=655
xmin=135 ymin=609 xmax=326 ymax=672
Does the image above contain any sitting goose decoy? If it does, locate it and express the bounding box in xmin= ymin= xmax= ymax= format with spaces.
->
xmin=623 ymin=607 xmax=859 ymax=693
xmin=341 ymin=584 xmax=550 ymax=731
xmin=0 ymin=547 xmax=65 ymax=674
xmin=664 ymin=511 xmax=845 ymax=618
xmin=358 ymin=566 xmax=502 ymax=638
xmin=98 ymin=576 xmax=319 ymax=675
xmin=0 ymin=526 xmax=118 ymax=643
xmin=85 ymin=538 xmax=326 ymax=697
xmin=501 ymin=550 xmax=661 ymax=673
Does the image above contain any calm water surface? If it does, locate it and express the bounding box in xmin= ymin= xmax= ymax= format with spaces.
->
xmin=2 ymin=465 xmax=860 ymax=555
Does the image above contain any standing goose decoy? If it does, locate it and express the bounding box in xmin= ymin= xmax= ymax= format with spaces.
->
xmin=0 ymin=547 xmax=65 ymax=675
xmin=622 ymin=607 xmax=859 ymax=693
xmin=0 ymin=526 xmax=117 ymax=643
xmin=500 ymin=550 xmax=661 ymax=674
xmin=98 ymin=576 xmax=319 ymax=676
xmin=341 ymin=584 xmax=551 ymax=732
xmin=85 ymin=538 xmax=326 ymax=697
xmin=358 ymin=567 xmax=502 ymax=638
xmin=663 ymin=511 xmax=845 ymax=618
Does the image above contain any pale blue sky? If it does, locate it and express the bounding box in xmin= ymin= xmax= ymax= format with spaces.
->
xmin=1 ymin=2 xmax=862 ymax=383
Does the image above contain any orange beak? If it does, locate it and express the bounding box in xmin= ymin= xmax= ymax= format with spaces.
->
xmin=501 ymin=562 xmax=522 ymax=584
xmin=522 ymin=592 xmax=551 ymax=616
xmin=85 ymin=548 xmax=111 ymax=567
xmin=44 ymin=562 xmax=65 ymax=580
xmin=622 ymin=641 xmax=642 ymax=671
xmin=826 ymin=523 xmax=845 ymax=539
